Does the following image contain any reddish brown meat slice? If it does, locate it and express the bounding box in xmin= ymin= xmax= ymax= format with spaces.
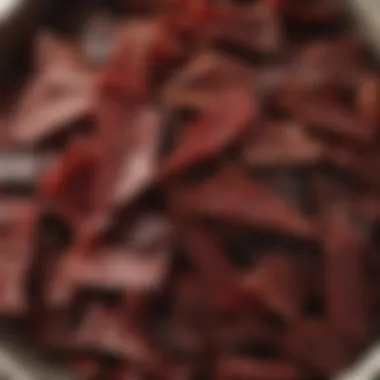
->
xmin=0 ymin=198 xmax=38 ymax=316
xmin=161 ymin=89 xmax=256 ymax=177
xmin=168 ymin=167 xmax=316 ymax=239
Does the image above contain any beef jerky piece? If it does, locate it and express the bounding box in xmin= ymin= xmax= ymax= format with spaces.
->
xmin=243 ymin=120 xmax=324 ymax=168
xmin=216 ymin=356 xmax=302 ymax=380
xmin=317 ymin=180 xmax=369 ymax=344
xmin=40 ymin=137 xmax=100 ymax=225
xmin=47 ymin=216 xmax=171 ymax=308
xmin=100 ymin=18 xmax=180 ymax=99
xmin=162 ymin=50 xmax=252 ymax=110
xmin=204 ymin=2 xmax=282 ymax=58
xmin=241 ymin=252 xmax=303 ymax=322
xmin=94 ymin=95 xmax=143 ymax=230
xmin=160 ymin=88 xmax=256 ymax=178
xmin=100 ymin=106 xmax=162 ymax=211
xmin=168 ymin=167 xmax=316 ymax=239
xmin=290 ymin=39 xmax=365 ymax=85
xmin=97 ymin=54 xmax=165 ymax=219
xmin=174 ymin=221 xmax=243 ymax=313
xmin=274 ymin=41 xmax=363 ymax=107
xmin=12 ymin=32 xmax=95 ymax=146
xmin=71 ymin=304 xmax=162 ymax=369
xmin=0 ymin=198 xmax=38 ymax=316
xmin=321 ymin=144 xmax=380 ymax=191
xmin=282 ymin=321 xmax=354 ymax=375
xmin=47 ymin=247 xmax=170 ymax=307
xmin=289 ymin=98 xmax=372 ymax=144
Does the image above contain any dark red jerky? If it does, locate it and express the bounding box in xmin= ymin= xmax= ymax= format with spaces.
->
xmin=241 ymin=252 xmax=303 ymax=322
xmin=40 ymin=138 xmax=100 ymax=225
xmin=2 ymin=0 xmax=380 ymax=379
xmin=316 ymin=180 xmax=369 ymax=345
xmin=0 ymin=199 xmax=38 ymax=316
xmin=160 ymin=88 xmax=256 ymax=178
xmin=168 ymin=167 xmax=315 ymax=239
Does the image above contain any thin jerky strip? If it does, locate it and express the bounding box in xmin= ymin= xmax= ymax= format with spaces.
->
xmin=0 ymin=198 xmax=38 ymax=316
xmin=317 ymin=179 xmax=368 ymax=344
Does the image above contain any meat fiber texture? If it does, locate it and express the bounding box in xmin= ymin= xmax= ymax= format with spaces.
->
xmin=0 ymin=0 xmax=379 ymax=379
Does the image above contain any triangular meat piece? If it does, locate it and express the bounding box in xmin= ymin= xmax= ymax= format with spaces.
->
xmin=243 ymin=121 xmax=324 ymax=168
xmin=161 ymin=88 xmax=256 ymax=177
xmin=12 ymin=33 xmax=95 ymax=146
xmin=162 ymin=50 xmax=251 ymax=110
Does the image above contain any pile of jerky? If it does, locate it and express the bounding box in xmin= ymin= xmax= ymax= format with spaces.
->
xmin=1 ymin=0 xmax=380 ymax=379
